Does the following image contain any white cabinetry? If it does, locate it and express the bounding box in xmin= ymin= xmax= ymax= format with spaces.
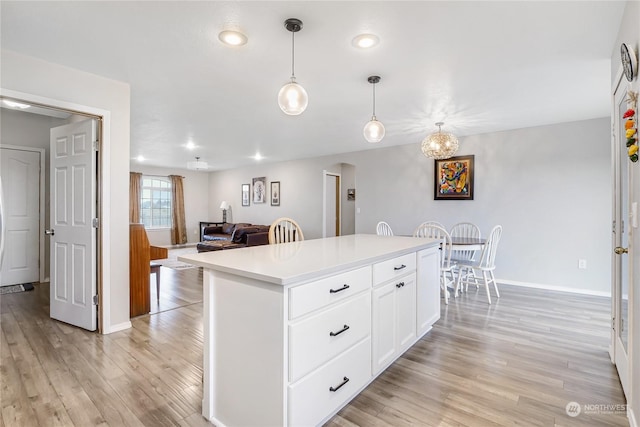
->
xmin=417 ymin=247 xmax=441 ymax=336
xmin=180 ymin=235 xmax=440 ymax=427
xmin=287 ymin=267 xmax=373 ymax=427
xmin=372 ymin=253 xmax=418 ymax=374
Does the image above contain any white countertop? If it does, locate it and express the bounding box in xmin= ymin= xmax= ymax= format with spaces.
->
xmin=179 ymin=234 xmax=439 ymax=286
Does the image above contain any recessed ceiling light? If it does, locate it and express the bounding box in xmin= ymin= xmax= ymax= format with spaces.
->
xmin=3 ymin=100 xmax=30 ymax=109
xmin=136 ymin=155 xmax=145 ymax=162
xmin=352 ymin=33 xmax=380 ymax=49
xmin=253 ymin=153 xmax=263 ymax=161
xmin=185 ymin=141 xmax=196 ymax=150
xmin=218 ymin=30 xmax=248 ymax=47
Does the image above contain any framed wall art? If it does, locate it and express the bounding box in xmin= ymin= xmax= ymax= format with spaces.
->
xmin=252 ymin=177 xmax=266 ymax=203
xmin=434 ymin=155 xmax=474 ymax=200
xmin=271 ymin=181 xmax=280 ymax=206
xmin=241 ymin=184 xmax=250 ymax=206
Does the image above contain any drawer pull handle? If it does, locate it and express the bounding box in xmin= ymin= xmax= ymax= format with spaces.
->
xmin=329 ymin=376 xmax=350 ymax=392
xmin=396 ymin=281 xmax=405 ymax=288
xmin=329 ymin=284 xmax=350 ymax=294
xmin=394 ymin=264 xmax=407 ymax=271
xmin=329 ymin=324 xmax=350 ymax=337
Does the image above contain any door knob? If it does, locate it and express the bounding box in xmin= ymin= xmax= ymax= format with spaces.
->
xmin=614 ymin=246 xmax=628 ymax=255
xmin=44 ymin=229 xmax=55 ymax=236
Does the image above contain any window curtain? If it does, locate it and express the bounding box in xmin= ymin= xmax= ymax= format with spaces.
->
xmin=129 ymin=172 xmax=142 ymax=223
xmin=169 ymin=175 xmax=187 ymax=245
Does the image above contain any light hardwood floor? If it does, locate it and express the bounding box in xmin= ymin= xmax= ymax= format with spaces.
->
xmin=1 ymin=272 xmax=628 ymax=427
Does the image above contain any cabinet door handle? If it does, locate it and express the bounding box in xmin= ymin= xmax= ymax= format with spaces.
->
xmin=329 ymin=324 xmax=350 ymax=337
xmin=329 ymin=284 xmax=350 ymax=294
xmin=396 ymin=281 xmax=405 ymax=288
xmin=393 ymin=264 xmax=406 ymax=271
xmin=329 ymin=376 xmax=350 ymax=392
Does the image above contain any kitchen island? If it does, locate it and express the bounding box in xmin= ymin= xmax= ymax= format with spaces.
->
xmin=179 ymin=234 xmax=441 ymax=426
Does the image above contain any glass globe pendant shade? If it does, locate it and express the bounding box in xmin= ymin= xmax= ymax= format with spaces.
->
xmin=363 ymin=117 xmax=385 ymax=143
xmin=421 ymin=128 xmax=459 ymax=160
xmin=278 ymin=78 xmax=308 ymax=115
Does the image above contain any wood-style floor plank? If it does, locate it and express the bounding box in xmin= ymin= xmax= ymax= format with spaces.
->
xmin=0 ymin=269 xmax=629 ymax=427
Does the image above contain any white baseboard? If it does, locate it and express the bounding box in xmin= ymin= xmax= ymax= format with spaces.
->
xmin=497 ymin=279 xmax=611 ymax=297
xmin=630 ymin=407 xmax=638 ymax=427
xmin=103 ymin=320 xmax=132 ymax=334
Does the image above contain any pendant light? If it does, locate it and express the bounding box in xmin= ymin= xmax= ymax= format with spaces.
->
xmin=278 ymin=18 xmax=308 ymax=115
xmin=421 ymin=122 xmax=459 ymax=159
xmin=363 ymin=75 xmax=385 ymax=143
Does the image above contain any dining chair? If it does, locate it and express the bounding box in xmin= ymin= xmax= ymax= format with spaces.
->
xmin=454 ymin=225 xmax=502 ymax=304
xmin=413 ymin=223 xmax=455 ymax=304
xmin=450 ymin=222 xmax=481 ymax=292
xmin=376 ymin=221 xmax=394 ymax=236
xmin=413 ymin=221 xmax=445 ymax=237
xmin=269 ymin=217 xmax=304 ymax=244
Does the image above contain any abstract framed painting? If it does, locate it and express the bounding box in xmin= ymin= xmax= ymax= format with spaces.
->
xmin=434 ymin=155 xmax=474 ymax=200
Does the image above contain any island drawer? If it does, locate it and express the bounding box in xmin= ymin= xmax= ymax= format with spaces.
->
xmin=289 ymin=292 xmax=371 ymax=382
xmin=289 ymin=266 xmax=371 ymax=319
xmin=288 ymin=337 xmax=371 ymax=427
xmin=373 ymin=253 xmax=416 ymax=286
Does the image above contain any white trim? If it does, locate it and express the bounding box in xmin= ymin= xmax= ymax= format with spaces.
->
xmin=498 ymin=279 xmax=611 ymax=297
xmin=0 ymin=144 xmax=46 ymax=283
xmin=1 ymin=87 xmax=117 ymax=334
xmin=106 ymin=320 xmax=132 ymax=334
xmin=630 ymin=407 xmax=638 ymax=427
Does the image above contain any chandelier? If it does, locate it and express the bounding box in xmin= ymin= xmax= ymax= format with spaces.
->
xmin=421 ymin=122 xmax=459 ymax=159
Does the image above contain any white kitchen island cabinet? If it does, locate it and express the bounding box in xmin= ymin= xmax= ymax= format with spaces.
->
xmin=180 ymin=234 xmax=440 ymax=427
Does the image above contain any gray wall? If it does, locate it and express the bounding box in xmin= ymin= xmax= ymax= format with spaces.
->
xmin=209 ymin=117 xmax=611 ymax=295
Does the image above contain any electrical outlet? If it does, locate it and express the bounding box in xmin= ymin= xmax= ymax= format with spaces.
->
xmin=578 ymin=259 xmax=587 ymax=269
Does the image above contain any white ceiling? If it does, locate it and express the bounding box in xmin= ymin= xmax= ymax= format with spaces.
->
xmin=0 ymin=1 xmax=626 ymax=171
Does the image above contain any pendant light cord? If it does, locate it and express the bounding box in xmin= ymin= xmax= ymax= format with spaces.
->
xmin=291 ymin=31 xmax=295 ymax=78
xmin=372 ymin=82 xmax=376 ymax=118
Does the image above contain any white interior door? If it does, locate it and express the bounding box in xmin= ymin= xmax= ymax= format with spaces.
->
xmin=0 ymin=148 xmax=41 ymax=286
xmin=49 ymin=120 xmax=97 ymax=331
xmin=611 ymin=69 xmax=632 ymax=397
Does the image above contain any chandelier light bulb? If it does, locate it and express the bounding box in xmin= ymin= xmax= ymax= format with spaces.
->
xmin=421 ymin=122 xmax=459 ymax=159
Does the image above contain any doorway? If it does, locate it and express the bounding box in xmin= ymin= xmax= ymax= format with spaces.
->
xmin=0 ymin=97 xmax=103 ymax=332
xmin=0 ymin=146 xmax=45 ymax=286
xmin=323 ymin=171 xmax=340 ymax=237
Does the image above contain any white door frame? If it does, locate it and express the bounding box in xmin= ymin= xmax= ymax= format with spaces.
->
xmin=0 ymin=144 xmax=46 ymax=283
xmin=322 ymin=171 xmax=341 ymax=238
xmin=609 ymin=66 xmax=634 ymax=400
xmin=1 ymin=88 xmax=111 ymax=334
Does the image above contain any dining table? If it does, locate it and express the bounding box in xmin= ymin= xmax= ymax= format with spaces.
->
xmin=450 ymin=236 xmax=486 ymax=252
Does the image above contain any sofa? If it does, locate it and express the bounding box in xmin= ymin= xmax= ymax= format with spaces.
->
xmin=198 ymin=222 xmax=269 ymax=252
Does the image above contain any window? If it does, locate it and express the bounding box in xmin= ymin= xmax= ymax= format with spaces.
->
xmin=141 ymin=176 xmax=172 ymax=228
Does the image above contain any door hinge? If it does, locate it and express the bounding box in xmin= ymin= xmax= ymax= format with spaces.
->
xmin=93 ymin=295 xmax=99 ymax=305
xmin=612 ymin=316 xmax=616 ymax=330
xmin=92 ymin=218 xmax=99 ymax=228
xmin=93 ymin=140 xmax=99 ymax=151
